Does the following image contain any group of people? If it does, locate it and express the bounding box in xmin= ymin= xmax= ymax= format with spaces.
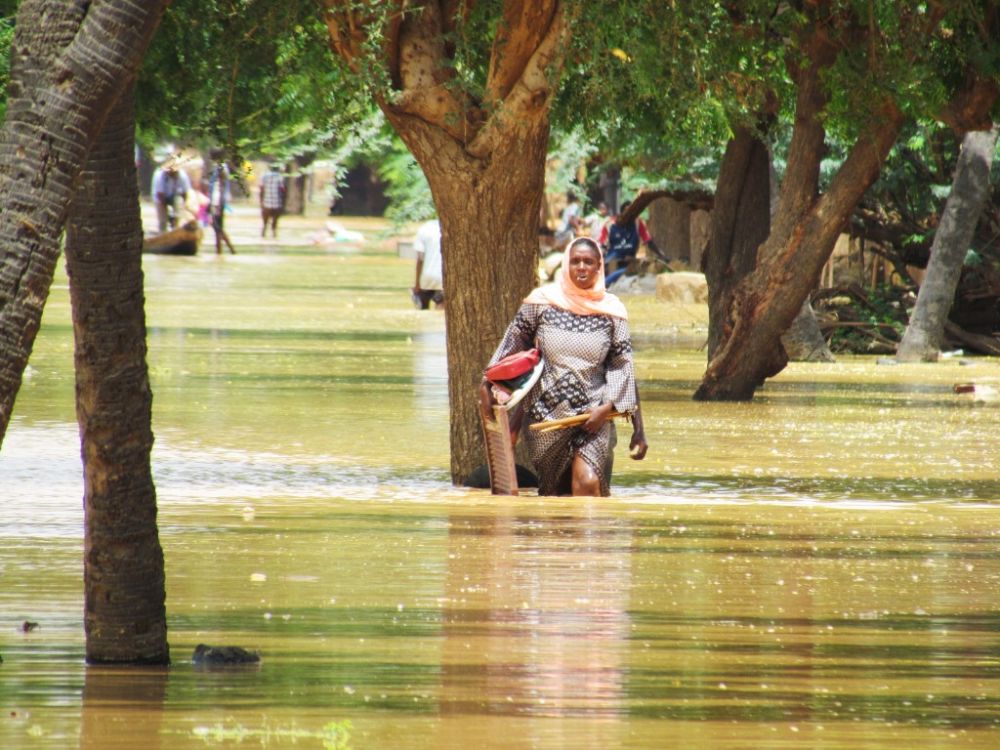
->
xmin=150 ymin=154 xmax=289 ymax=251
xmin=556 ymin=194 xmax=661 ymax=283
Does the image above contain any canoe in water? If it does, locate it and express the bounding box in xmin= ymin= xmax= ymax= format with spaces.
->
xmin=143 ymin=221 xmax=203 ymax=256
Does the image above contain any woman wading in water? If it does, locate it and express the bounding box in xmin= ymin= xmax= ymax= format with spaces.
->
xmin=481 ymin=237 xmax=648 ymax=496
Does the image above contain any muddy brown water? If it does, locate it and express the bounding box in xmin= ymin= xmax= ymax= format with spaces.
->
xmin=2 ymin=215 xmax=998 ymax=748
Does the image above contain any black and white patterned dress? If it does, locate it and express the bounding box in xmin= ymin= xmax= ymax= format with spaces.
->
xmin=488 ymin=303 xmax=638 ymax=496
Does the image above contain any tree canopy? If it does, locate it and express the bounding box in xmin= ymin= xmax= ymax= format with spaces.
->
xmin=135 ymin=0 xmax=355 ymax=159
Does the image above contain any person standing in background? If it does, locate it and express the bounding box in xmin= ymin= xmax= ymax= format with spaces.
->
xmin=412 ymin=218 xmax=444 ymax=310
xmin=259 ymin=162 xmax=286 ymax=238
xmin=207 ymin=148 xmax=237 ymax=254
xmin=554 ymin=193 xmax=583 ymax=249
xmin=151 ymin=157 xmax=192 ymax=233
xmin=598 ymin=200 xmax=661 ymax=283
xmin=583 ymin=201 xmax=609 ymax=238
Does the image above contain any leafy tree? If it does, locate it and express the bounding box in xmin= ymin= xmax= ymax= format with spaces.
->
xmin=570 ymin=1 xmax=1000 ymax=400
xmin=554 ymin=2 xmax=1000 ymax=395
xmin=322 ymin=0 xmax=569 ymax=481
xmin=136 ymin=0 xmax=352 ymax=160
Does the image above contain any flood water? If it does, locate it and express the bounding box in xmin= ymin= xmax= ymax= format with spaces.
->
xmin=2 ymin=212 xmax=999 ymax=748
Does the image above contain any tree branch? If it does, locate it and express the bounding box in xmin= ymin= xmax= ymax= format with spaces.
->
xmin=944 ymin=321 xmax=1000 ymax=355
xmin=617 ymin=188 xmax=715 ymax=224
xmin=484 ymin=0 xmax=559 ymax=107
xmin=467 ymin=3 xmax=566 ymax=158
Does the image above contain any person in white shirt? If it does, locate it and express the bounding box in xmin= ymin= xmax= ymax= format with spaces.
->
xmin=151 ymin=158 xmax=192 ymax=233
xmin=412 ymin=218 xmax=443 ymax=310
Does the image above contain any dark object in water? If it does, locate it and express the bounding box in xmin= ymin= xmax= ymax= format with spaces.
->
xmin=464 ymin=463 xmax=538 ymax=489
xmin=143 ymin=220 xmax=203 ymax=256
xmin=21 ymin=621 xmax=39 ymax=632
xmin=192 ymin=644 xmax=261 ymax=665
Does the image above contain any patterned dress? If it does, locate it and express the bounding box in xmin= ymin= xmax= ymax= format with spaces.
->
xmin=489 ymin=303 xmax=638 ymax=496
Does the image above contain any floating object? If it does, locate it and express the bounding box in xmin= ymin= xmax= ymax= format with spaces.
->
xmin=21 ymin=621 xmax=38 ymax=632
xmin=192 ymin=644 xmax=261 ymax=666
xmin=326 ymin=221 xmax=364 ymax=243
xmin=142 ymin=221 xmax=202 ymax=255
xmin=953 ymin=383 xmax=999 ymax=402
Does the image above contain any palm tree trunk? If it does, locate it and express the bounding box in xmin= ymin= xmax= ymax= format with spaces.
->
xmin=66 ymin=84 xmax=168 ymax=664
xmin=0 ymin=0 xmax=167 ymax=445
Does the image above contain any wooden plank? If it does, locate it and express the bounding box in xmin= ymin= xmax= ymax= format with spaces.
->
xmin=481 ymin=406 xmax=518 ymax=495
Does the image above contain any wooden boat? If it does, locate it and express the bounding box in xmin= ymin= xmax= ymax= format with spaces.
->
xmin=143 ymin=221 xmax=203 ymax=256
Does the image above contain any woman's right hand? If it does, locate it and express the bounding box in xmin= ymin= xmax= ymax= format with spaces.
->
xmin=582 ymin=402 xmax=614 ymax=434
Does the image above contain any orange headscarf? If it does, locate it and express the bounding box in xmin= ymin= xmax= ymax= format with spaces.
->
xmin=524 ymin=237 xmax=629 ymax=319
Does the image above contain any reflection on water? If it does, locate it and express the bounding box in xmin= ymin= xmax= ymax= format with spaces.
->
xmin=2 ymin=246 xmax=999 ymax=748
xmin=438 ymin=510 xmax=630 ymax=732
xmin=81 ymin=667 xmax=167 ymax=750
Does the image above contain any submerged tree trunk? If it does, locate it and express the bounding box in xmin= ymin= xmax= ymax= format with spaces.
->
xmin=896 ymin=127 xmax=999 ymax=362
xmin=390 ymin=117 xmax=548 ymax=480
xmin=695 ymin=104 xmax=904 ymax=400
xmin=703 ymin=125 xmax=772 ymax=361
xmin=325 ymin=1 xmax=565 ymax=482
xmin=695 ymin=19 xmax=905 ymax=401
xmin=0 ymin=0 xmax=168 ymax=445
xmin=65 ymin=85 xmax=169 ymax=664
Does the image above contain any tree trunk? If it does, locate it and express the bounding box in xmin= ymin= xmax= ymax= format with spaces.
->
xmin=703 ymin=126 xmax=772 ymax=360
xmin=648 ymin=198 xmax=690 ymax=263
xmin=696 ymin=103 xmax=904 ymax=400
xmin=65 ymin=85 xmax=169 ymax=665
xmin=896 ymin=127 xmax=999 ymax=362
xmin=388 ymin=112 xmax=548 ymax=481
xmin=695 ymin=16 xmax=906 ymax=401
xmin=695 ymin=100 xmax=904 ymax=400
xmin=0 ymin=0 xmax=168 ymax=446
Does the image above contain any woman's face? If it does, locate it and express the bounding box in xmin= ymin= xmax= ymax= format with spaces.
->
xmin=568 ymin=243 xmax=601 ymax=290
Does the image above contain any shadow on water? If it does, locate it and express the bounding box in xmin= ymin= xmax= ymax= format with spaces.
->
xmin=3 ymin=245 xmax=1000 ymax=748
